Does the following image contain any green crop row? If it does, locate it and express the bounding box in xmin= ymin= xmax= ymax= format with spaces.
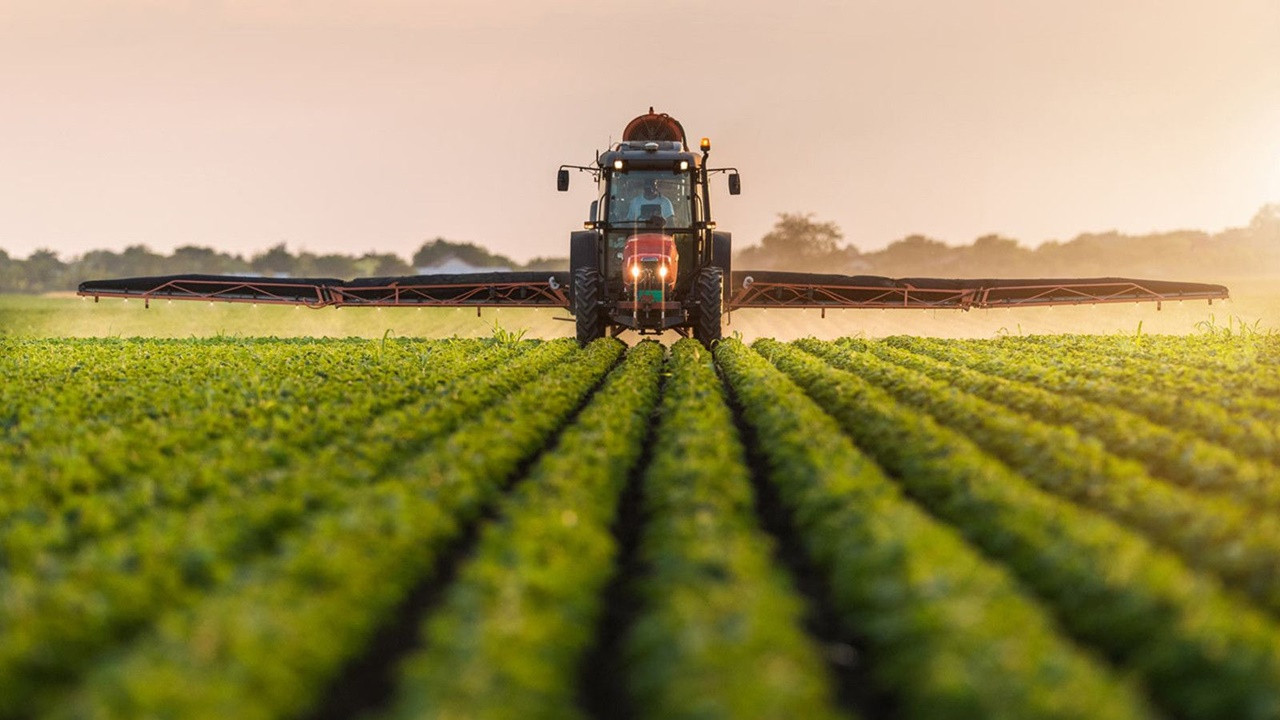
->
xmin=2 ymin=333 xmax=1277 ymax=717
xmin=0 ymin=338 xmax=563 ymax=597
xmin=45 ymin=338 xmax=625 ymax=720
xmin=758 ymin=339 xmax=1280 ymax=720
xmin=840 ymin=338 xmax=1280 ymax=513
xmin=716 ymin=339 xmax=1153 ymax=720
xmin=381 ymin=341 xmax=664 ymax=720
xmin=1003 ymin=333 xmax=1280 ymax=388
xmin=0 ymin=339 xmax=578 ymax=717
xmin=623 ymin=339 xmax=846 ymax=720
xmin=0 ymin=338 xmax=491 ymax=472
xmin=891 ymin=335 xmax=1280 ymax=466
xmin=799 ymin=338 xmax=1280 ymax=615
xmin=976 ymin=335 xmax=1280 ymax=421
xmin=0 ymin=339 xmax=556 ymax=572
xmin=0 ymin=339 xmax=522 ymax=563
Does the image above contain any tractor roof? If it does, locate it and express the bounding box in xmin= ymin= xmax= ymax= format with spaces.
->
xmin=598 ymin=142 xmax=701 ymax=170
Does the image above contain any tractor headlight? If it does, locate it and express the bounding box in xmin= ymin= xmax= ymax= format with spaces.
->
xmin=658 ymin=265 xmax=668 ymax=278
xmin=631 ymin=265 xmax=641 ymax=279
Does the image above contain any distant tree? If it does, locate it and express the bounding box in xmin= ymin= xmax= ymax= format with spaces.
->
xmin=1040 ymin=231 xmax=1128 ymax=276
xmin=357 ymin=252 xmax=412 ymax=277
xmin=736 ymin=212 xmax=859 ymax=272
xmin=868 ymin=234 xmax=952 ymax=275
xmin=72 ymin=245 xmax=163 ymax=281
xmin=970 ymin=234 xmax=1020 ymax=254
xmin=22 ymin=249 xmax=67 ymax=292
xmin=412 ymin=237 xmax=512 ymax=269
xmin=119 ymin=245 xmax=167 ymax=276
xmin=760 ymin=212 xmax=844 ymax=258
xmin=960 ymin=234 xmax=1031 ymax=276
xmin=250 ymin=243 xmax=296 ymax=276
xmin=171 ymin=245 xmax=248 ymax=275
xmin=308 ymin=253 xmax=360 ymax=278
xmin=0 ymin=248 xmax=17 ymax=292
xmin=1251 ymin=203 xmax=1280 ymax=240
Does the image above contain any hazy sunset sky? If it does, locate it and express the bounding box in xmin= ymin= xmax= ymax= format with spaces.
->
xmin=1 ymin=0 xmax=1277 ymax=263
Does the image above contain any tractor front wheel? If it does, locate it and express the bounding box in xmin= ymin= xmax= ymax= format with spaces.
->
xmin=692 ymin=266 xmax=723 ymax=348
xmin=573 ymin=267 xmax=606 ymax=346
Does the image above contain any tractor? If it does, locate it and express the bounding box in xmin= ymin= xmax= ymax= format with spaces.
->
xmin=557 ymin=109 xmax=740 ymax=346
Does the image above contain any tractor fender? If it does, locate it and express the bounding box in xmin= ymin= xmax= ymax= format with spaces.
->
xmin=711 ymin=231 xmax=733 ymax=303
xmin=569 ymin=231 xmax=601 ymax=303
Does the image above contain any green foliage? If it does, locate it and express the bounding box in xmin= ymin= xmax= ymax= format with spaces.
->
xmin=1196 ymin=313 xmax=1269 ymax=338
xmin=54 ymin=338 xmax=624 ymax=719
xmin=855 ymin=337 xmax=1280 ymax=511
xmin=0 ymin=337 xmax=577 ymax=716
xmin=624 ymin=339 xmax=847 ymax=720
xmin=489 ymin=320 xmax=528 ymax=344
xmin=385 ymin=341 xmax=663 ymax=720
xmin=1 ymin=333 xmax=1280 ymax=719
xmin=894 ymin=335 xmax=1280 ymax=463
xmin=801 ymin=338 xmax=1280 ymax=614
xmin=717 ymin=338 xmax=1152 ymax=720
xmin=759 ymin=338 xmax=1280 ymax=719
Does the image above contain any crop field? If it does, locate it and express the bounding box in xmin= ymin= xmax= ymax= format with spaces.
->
xmin=3 ymin=331 xmax=1280 ymax=719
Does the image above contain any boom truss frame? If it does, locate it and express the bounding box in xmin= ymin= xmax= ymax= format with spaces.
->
xmin=726 ymin=278 xmax=1226 ymax=312
xmin=77 ymin=273 xmax=1227 ymax=312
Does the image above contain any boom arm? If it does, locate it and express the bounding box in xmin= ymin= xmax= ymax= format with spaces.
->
xmin=726 ymin=271 xmax=1229 ymax=311
xmin=77 ymin=270 xmax=1226 ymax=311
xmin=77 ymin=272 xmax=569 ymax=309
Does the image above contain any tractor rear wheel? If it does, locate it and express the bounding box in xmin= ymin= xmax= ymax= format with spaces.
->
xmin=573 ymin=267 xmax=606 ymax=346
xmin=692 ymin=267 xmax=723 ymax=348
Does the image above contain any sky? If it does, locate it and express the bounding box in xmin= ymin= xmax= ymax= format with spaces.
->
xmin=1 ymin=0 xmax=1277 ymax=263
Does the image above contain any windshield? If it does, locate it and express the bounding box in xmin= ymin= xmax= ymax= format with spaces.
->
xmin=605 ymin=170 xmax=694 ymax=229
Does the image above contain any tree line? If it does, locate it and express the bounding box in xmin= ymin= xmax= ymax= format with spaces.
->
xmin=1 ymin=204 xmax=1276 ymax=293
xmin=0 ymin=238 xmax=567 ymax=294
xmin=738 ymin=203 xmax=1280 ymax=280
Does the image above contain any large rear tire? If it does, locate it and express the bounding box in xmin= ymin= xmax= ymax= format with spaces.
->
xmin=573 ymin=267 xmax=606 ymax=346
xmin=692 ymin=267 xmax=723 ymax=348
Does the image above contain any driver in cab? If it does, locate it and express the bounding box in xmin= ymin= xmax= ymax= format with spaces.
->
xmin=627 ymin=179 xmax=676 ymax=227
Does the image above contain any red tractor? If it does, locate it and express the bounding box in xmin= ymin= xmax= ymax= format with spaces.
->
xmin=557 ymin=109 xmax=739 ymax=345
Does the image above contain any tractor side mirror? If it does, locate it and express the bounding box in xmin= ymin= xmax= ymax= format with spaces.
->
xmin=557 ymin=169 xmax=570 ymax=192
xmin=589 ymin=200 xmax=599 ymax=223
xmin=728 ymin=172 xmax=741 ymax=195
